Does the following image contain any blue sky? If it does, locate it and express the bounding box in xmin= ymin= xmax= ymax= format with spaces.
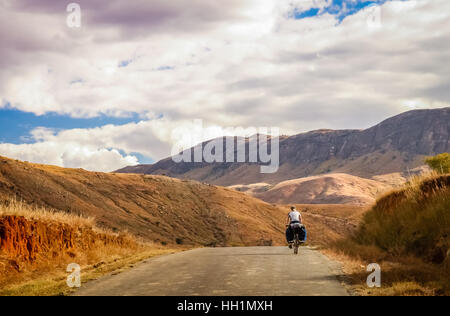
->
xmin=0 ymin=108 xmax=141 ymax=144
xmin=0 ymin=108 xmax=155 ymax=164
xmin=291 ymin=0 xmax=394 ymax=21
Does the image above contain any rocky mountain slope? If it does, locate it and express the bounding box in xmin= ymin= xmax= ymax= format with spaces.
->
xmin=117 ymin=108 xmax=450 ymax=186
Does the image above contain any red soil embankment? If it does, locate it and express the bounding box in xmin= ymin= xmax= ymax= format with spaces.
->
xmin=0 ymin=215 xmax=137 ymax=272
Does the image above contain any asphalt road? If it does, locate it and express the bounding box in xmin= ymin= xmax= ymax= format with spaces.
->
xmin=74 ymin=246 xmax=349 ymax=296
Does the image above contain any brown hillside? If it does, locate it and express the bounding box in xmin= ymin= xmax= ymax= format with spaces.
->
xmin=232 ymin=173 xmax=394 ymax=205
xmin=293 ymin=204 xmax=368 ymax=246
xmin=0 ymin=200 xmax=180 ymax=294
xmin=0 ymin=156 xmax=286 ymax=247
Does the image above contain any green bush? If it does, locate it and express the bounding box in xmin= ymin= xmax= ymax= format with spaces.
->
xmin=425 ymin=153 xmax=450 ymax=174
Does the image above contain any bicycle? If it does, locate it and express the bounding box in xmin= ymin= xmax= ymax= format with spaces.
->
xmin=288 ymin=224 xmax=306 ymax=255
xmin=293 ymin=230 xmax=301 ymax=255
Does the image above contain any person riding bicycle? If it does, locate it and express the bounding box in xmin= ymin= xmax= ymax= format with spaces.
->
xmin=286 ymin=206 xmax=304 ymax=248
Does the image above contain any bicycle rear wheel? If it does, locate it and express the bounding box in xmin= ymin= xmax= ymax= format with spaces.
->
xmin=293 ymin=234 xmax=299 ymax=255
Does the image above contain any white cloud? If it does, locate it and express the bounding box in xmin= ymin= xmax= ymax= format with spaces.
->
xmin=0 ymin=120 xmax=175 ymax=171
xmin=0 ymin=117 xmax=288 ymax=171
xmin=0 ymin=135 xmax=139 ymax=173
xmin=0 ymin=0 xmax=449 ymax=169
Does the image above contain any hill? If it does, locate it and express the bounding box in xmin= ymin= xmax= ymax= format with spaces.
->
xmin=229 ymin=169 xmax=431 ymax=205
xmin=0 ymin=156 xmax=369 ymax=248
xmin=0 ymin=156 xmax=286 ymax=247
xmin=354 ymin=173 xmax=450 ymax=263
xmin=234 ymin=173 xmax=393 ymax=205
xmin=331 ymin=173 xmax=450 ymax=295
xmin=117 ymin=108 xmax=450 ymax=186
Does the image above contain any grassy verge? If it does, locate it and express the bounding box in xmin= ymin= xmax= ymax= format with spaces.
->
xmin=325 ymin=173 xmax=450 ymax=296
xmin=0 ymin=199 xmax=189 ymax=296
xmin=323 ymin=248 xmax=448 ymax=296
xmin=0 ymin=247 xmax=185 ymax=296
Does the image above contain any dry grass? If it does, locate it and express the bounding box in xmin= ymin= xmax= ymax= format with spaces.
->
xmin=0 ymin=198 xmax=94 ymax=228
xmin=0 ymin=247 xmax=183 ymax=296
xmin=327 ymin=173 xmax=450 ymax=296
xmin=0 ymin=200 xmax=187 ymax=296
xmin=355 ymin=172 xmax=449 ymax=261
xmin=323 ymin=248 xmax=448 ymax=296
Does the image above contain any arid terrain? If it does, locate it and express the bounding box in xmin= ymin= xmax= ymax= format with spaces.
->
xmin=0 ymin=156 xmax=288 ymax=247
xmin=329 ymin=173 xmax=450 ymax=295
xmin=0 ymin=156 xmax=367 ymax=295
xmin=117 ymin=108 xmax=445 ymax=208
xmin=229 ymin=168 xmax=432 ymax=205
xmin=0 ymin=199 xmax=166 ymax=295
xmin=0 ymin=155 xmax=370 ymax=248
xmin=1 ymin=154 xmax=448 ymax=296
xmin=231 ymin=173 xmax=394 ymax=205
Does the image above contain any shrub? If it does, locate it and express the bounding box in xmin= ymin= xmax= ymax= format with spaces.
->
xmin=353 ymin=174 xmax=450 ymax=262
xmin=425 ymin=153 xmax=450 ymax=174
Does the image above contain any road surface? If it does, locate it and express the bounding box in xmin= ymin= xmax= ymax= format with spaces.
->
xmin=74 ymin=246 xmax=349 ymax=296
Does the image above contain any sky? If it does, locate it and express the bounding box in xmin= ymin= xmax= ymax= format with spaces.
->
xmin=0 ymin=0 xmax=449 ymax=171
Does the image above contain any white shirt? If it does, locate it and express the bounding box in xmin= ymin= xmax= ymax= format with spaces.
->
xmin=288 ymin=210 xmax=302 ymax=223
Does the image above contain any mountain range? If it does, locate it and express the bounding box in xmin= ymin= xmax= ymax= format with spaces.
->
xmin=117 ymin=108 xmax=450 ymax=187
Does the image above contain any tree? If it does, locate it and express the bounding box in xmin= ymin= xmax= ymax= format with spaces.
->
xmin=425 ymin=153 xmax=450 ymax=174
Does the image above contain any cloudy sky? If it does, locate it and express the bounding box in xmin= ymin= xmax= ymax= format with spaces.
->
xmin=0 ymin=0 xmax=449 ymax=171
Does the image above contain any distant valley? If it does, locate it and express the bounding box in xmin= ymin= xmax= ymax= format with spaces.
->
xmin=229 ymin=169 xmax=428 ymax=205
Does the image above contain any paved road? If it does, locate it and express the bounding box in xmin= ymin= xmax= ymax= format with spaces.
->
xmin=74 ymin=247 xmax=349 ymax=296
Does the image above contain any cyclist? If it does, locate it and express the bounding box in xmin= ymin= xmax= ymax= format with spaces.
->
xmin=286 ymin=206 xmax=303 ymax=248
